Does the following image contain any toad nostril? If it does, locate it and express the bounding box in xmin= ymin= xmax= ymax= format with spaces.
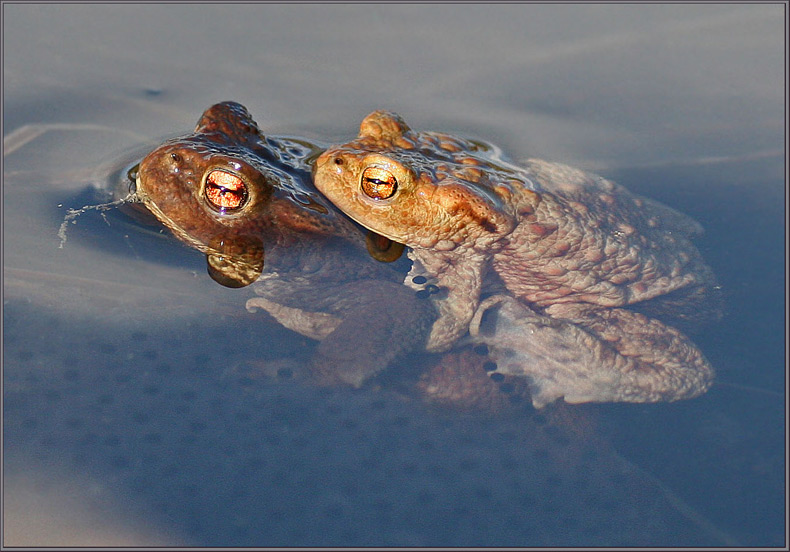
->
xmin=333 ymin=156 xmax=344 ymax=166
xmin=170 ymin=152 xmax=182 ymax=163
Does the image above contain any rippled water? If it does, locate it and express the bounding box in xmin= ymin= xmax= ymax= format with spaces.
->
xmin=3 ymin=4 xmax=785 ymax=546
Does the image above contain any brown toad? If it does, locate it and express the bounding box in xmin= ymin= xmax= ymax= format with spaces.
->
xmin=314 ymin=111 xmax=721 ymax=406
xmin=133 ymin=102 xmax=436 ymax=388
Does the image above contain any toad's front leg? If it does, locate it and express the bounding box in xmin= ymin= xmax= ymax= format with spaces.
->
xmin=406 ymin=249 xmax=488 ymax=353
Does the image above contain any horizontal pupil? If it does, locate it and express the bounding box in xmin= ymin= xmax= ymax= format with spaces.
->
xmin=208 ymin=184 xmax=241 ymax=200
xmin=361 ymin=167 xmax=397 ymax=200
xmin=216 ymin=185 xmax=238 ymax=196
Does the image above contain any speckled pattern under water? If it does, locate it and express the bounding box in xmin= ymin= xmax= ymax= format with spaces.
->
xmin=4 ymin=298 xmax=732 ymax=547
xmin=4 ymin=110 xmax=784 ymax=550
xmin=3 ymin=3 xmax=785 ymax=547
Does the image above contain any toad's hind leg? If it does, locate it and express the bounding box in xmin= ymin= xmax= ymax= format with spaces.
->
xmin=544 ymin=302 xmax=715 ymax=403
xmin=470 ymin=296 xmax=714 ymax=408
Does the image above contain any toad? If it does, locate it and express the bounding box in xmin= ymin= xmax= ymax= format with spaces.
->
xmin=313 ymin=111 xmax=721 ymax=406
xmin=133 ymin=102 xmax=436 ymax=388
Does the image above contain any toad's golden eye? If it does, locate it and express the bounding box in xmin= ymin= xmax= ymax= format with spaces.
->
xmin=205 ymin=170 xmax=248 ymax=211
xmin=360 ymin=167 xmax=397 ymax=200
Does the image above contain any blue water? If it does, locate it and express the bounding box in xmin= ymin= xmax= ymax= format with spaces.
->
xmin=3 ymin=3 xmax=785 ymax=546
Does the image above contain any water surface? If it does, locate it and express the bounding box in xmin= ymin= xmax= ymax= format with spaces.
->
xmin=3 ymin=4 xmax=785 ymax=546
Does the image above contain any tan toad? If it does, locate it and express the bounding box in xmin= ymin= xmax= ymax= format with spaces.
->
xmin=314 ymin=111 xmax=721 ymax=406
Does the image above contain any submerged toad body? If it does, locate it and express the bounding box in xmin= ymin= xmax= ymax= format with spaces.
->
xmin=314 ymin=111 xmax=721 ymax=406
